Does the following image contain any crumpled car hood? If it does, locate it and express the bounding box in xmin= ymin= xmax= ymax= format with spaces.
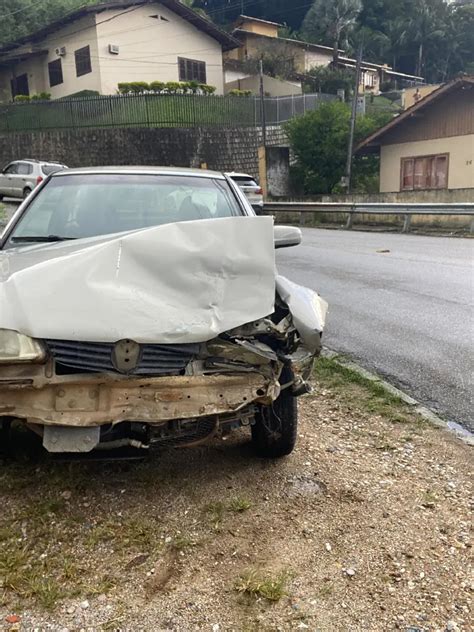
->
xmin=0 ymin=217 xmax=278 ymax=344
xmin=0 ymin=216 xmax=327 ymax=347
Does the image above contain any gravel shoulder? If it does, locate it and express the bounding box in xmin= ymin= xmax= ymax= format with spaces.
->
xmin=0 ymin=359 xmax=472 ymax=632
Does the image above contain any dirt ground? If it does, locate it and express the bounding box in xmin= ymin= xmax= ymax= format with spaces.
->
xmin=0 ymin=360 xmax=472 ymax=632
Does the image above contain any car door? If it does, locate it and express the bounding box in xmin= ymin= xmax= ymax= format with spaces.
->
xmin=12 ymin=162 xmax=33 ymax=198
xmin=0 ymin=162 xmax=19 ymax=197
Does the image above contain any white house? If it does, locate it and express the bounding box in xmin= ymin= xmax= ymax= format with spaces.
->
xmin=0 ymin=0 xmax=239 ymax=101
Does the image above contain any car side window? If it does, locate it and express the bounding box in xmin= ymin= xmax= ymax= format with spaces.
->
xmin=3 ymin=163 xmax=18 ymax=175
xmin=17 ymin=163 xmax=33 ymax=175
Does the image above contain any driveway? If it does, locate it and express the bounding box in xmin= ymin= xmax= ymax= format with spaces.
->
xmin=277 ymin=228 xmax=474 ymax=431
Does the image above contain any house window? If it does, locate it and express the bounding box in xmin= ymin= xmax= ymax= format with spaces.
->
xmin=48 ymin=59 xmax=63 ymax=87
xmin=178 ymin=57 xmax=206 ymax=83
xmin=75 ymin=45 xmax=92 ymax=77
xmin=401 ymin=154 xmax=449 ymax=190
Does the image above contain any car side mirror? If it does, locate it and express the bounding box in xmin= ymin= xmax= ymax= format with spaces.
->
xmin=274 ymin=225 xmax=302 ymax=249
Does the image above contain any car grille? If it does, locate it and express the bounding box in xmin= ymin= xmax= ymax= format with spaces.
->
xmin=45 ymin=339 xmax=199 ymax=376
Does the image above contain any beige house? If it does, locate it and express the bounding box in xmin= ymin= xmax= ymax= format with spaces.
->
xmin=0 ymin=0 xmax=238 ymax=101
xmin=356 ymin=76 xmax=474 ymax=192
xmin=224 ymin=16 xmax=423 ymax=96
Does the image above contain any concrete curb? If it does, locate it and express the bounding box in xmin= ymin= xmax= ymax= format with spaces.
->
xmin=322 ymin=348 xmax=474 ymax=447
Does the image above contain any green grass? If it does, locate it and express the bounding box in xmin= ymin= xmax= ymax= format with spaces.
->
xmin=314 ymin=356 xmax=424 ymax=428
xmin=228 ymin=497 xmax=252 ymax=513
xmin=235 ymin=569 xmax=290 ymax=601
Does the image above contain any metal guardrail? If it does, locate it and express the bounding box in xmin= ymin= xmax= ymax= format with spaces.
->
xmin=263 ymin=202 xmax=474 ymax=233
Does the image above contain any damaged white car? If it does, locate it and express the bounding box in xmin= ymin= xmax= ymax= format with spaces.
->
xmin=0 ymin=167 xmax=327 ymax=458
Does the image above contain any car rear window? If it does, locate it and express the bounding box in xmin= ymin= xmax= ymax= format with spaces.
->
xmin=6 ymin=173 xmax=243 ymax=245
xmin=41 ymin=164 xmax=64 ymax=176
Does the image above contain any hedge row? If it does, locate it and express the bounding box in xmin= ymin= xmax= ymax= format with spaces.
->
xmin=13 ymin=92 xmax=51 ymax=103
xmin=117 ymin=81 xmax=216 ymax=95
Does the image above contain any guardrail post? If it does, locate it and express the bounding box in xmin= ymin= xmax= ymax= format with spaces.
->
xmin=299 ymin=211 xmax=306 ymax=227
xmin=402 ymin=214 xmax=412 ymax=233
xmin=470 ymin=218 xmax=474 ymax=235
xmin=345 ymin=208 xmax=354 ymax=230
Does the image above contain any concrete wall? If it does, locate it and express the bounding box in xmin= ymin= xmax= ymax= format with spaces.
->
xmin=266 ymin=147 xmax=290 ymax=197
xmin=0 ymin=126 xmax=285 ymax=182
xmin=380 ymin=135 xmax=474 ymax=192
xmin=225 ymin=74 xmax=302 ymax=96
xmin=96 ymin=3 xmax=225 ymax=95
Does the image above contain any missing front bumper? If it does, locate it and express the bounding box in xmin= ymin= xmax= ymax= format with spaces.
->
xmin=0 ymin=372 xmax=278 ymax=427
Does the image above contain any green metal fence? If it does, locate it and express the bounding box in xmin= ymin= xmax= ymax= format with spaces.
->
xmin=0 ymin=92 xmax=335 ymax=133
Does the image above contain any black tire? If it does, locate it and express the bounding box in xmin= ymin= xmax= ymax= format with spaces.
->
xmin=23 ymin=187 xmax=32 ymax=199
xmin=0 ymin=193 xmax=3 ymax=201
xmin=251 ymin=375 xmax=298 ymax=458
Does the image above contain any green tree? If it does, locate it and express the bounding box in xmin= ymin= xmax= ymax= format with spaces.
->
xmin=302 ymin=0 xmax=363 ymax=63
xmin=285 ymin=101 xmax=391 ymax=194
xmin=303 ymin=66 xmax=354 ymax=97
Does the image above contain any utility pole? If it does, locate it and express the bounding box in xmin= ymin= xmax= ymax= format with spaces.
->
xmin=344 ymin=44 xmax=363 ymax=194
xmin=259 ymin=58 xmax=267 ymax=147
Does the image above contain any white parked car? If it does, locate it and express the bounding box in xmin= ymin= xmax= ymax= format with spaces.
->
xmin=226 ymin=172 xmax=264 ymax=211
xmin=0 ymin=167 xmax=327 ymax=459
xmin=0 ymin=159 xmax=67 ymax=201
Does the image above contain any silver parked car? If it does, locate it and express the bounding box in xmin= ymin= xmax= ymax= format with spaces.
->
xmin=226 ymin=172 xmax=264 ymax=210
xmin=0 ymin=159 xmax=67 ymax=201
xmin=0 ymin=167 xmax=327 ymax=459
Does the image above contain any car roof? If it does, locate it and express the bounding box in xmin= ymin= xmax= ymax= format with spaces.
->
xmin=17 ymin=159 xmax=64 ymax=165
xmin=52 ymin=166 xmax=226 ymax=179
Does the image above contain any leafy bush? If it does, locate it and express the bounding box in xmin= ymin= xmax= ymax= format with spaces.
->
xmin=285 ymin=100 xmax=392 ymax=194
xmin=199 ymin=84 xmax=216 ymax=95
xmin=229 ymin=89 xmax=253 ymax=97
xmin=117 ymin=81 xmax=217 ymax=95
xmin=30 ymin=92 xmax=51 ymax=101
xmin=13 ymin=94 xmax=30 ymax=102
xmin=165 ymin=82 xmax=181 ymax=94
xmin=149 ymin=81 xmax=165 ymax=93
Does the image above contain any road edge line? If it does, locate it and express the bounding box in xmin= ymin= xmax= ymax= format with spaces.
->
xmin=321 ymin=348 xmax=473 ymax=447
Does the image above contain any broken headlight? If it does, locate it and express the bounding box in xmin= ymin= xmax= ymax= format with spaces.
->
xmin=0 ymin=329 xmax=45 ymax=364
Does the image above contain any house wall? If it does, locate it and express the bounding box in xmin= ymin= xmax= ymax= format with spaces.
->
xmin=0 ymin=55 xmax=48 ymax=100
xmin=380 ymin=135 xmax=474 ymax=192
xmin=96 ymin=3 xmax=225 ymax=94
xmin=43 ymin=15 xmax=102 ymax=99
xmin=303 ymin=49 xmax=332 ymax=72
xmin=238 ymin=21 xmax=278 ymax=38
xmin=402 ymin=84 xmax=440 ymax=110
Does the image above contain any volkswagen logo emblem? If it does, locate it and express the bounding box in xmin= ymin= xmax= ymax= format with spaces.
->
xmin=112 ymin=339 xmax=140 ymax=374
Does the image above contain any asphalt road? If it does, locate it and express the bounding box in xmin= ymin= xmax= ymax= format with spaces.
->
xmin=277 ymin=228 xmax=474 ymax=432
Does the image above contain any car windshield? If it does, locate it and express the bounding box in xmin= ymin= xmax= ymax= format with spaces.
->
xmin=5 ymin=173 xmax=243 ymax=246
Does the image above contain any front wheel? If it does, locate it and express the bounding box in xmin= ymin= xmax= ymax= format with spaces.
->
xmin=23 ymin=187 xmax=32 ymax=199
xmin=251 ymin=375 xmax=298 ymax=458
